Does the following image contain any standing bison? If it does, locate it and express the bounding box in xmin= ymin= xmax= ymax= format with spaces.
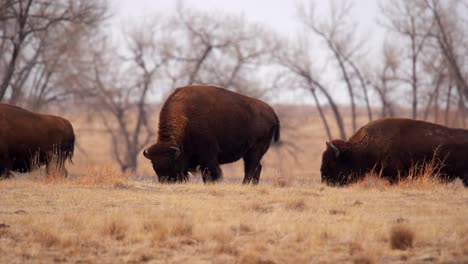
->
xmin=143 ymin=85 xmax=280 ymax=184
xmin=0 ymin=104 xmax=75 ymax=178
xmin=321 ymin=118 xmax=468 ymax=187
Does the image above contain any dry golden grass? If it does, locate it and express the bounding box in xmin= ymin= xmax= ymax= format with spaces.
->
xmin=1 ymin=176 xmax=467 ymax=263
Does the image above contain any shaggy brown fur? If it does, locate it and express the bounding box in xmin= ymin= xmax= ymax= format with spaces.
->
xmin=321 ymin=118 xmax=468 ymax=186
xmin=0 ymin=104 xmax=75 ymax=178
xmin=144 ymin=85 xmax=280 ymax=184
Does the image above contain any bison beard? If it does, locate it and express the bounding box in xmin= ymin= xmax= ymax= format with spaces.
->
xmin=320 ymin=118 xmax=468 ymax=187
xmin=0 ymin=103 xmax=75 ymax=178
xmin=143 ymin=85 xmax=280 ymax=184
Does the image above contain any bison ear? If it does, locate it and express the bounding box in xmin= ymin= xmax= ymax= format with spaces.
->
xmin=169 ymin=145 xmax=181 ymax=159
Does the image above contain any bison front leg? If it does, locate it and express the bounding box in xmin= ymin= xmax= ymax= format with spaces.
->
xmin=201 ymin=166 xmax=222 ymax=184
xmin=243 ymin=162 xmax=262 ymax=185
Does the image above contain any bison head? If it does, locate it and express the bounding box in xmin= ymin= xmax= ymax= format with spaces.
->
xmin=143 ymin=142 xmax=186 ymax=183
xmin=320 ymin=140 xmax=359 ymax=186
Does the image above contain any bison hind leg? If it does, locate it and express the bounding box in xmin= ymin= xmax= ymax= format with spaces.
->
xmin=243 ymin=141 xmax=270 ymax=185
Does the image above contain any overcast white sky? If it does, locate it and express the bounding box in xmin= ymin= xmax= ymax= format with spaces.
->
xmin=109 ymin=0 xmax=384 ymax=104
xmin=111 ymin=0 xmax=381 ymax=38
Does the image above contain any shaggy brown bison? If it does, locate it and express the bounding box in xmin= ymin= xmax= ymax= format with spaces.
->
xmin=0 ymin=104 xmax=75 ymax=178
xmin=321 ymin=118 xmax=468 ymax=187
xmin=143 ymin=85 xmax=280 ymax=184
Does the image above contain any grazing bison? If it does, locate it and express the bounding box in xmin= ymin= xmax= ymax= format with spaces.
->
xmin=0 ymin=104 xmax=75 ymax=178
xmin=321 ymin=118 xmax=468 ymax=187
xmin=143 ymin=85 xmax=280 ymax=184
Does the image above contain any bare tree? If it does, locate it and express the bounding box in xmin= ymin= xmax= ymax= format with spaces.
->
xmin=167 ymin=4 xmax=279 ymax=99
xmin=297 ymin=0 xmax=372 ymax=134
xmin=381 ymin=0 xmax=434 ymax=119
xmin=425 ymin=0 xmax=468 ymax=95
xmin=421 ymin=51 xmax=448 ymax=122
xmin=371 ymin=42 xmax=400 ymax=118
xmin=276 ymin=39 xmax=346 ymax=140
xmin=73 ymin=20 xmax=170 ymax=172
xmin=0 ymin=0 xmax=107 ymax=108
xmin=65 ymin=4 xmax=282 ymax=172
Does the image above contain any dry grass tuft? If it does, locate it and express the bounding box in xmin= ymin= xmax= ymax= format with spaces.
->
xmin=329 ymin=209 xmax=346 ymax=215
xmin=42 ymin=174 xmax=67 ymax=184
xmin=74 ymin=165 xmax=130 ymax=185
xmin=102 ymin=218 xmax=128 ymax=241
xmin=462 ymin=240 xmax=468 ymax=255
xmin=353 ymin=252 xmax=376 ymax=264
xmin=285 ymin=199 xmax=307 ymax=212
xmin=349 ymin=241 xmax=364 ymax=256
xmin=231 ymin=224 xmax=252 ymax=235
xmin=249 ymin=202 xmax=273 ymax=213
xmin=239 ymin=251 xmax=276 ymax=264
xmin=271 ymin=172 xmax=291 ymax=188
xmin=390 ymin=224 xmax=415 ymax=250
xmin=355 ymin=172 xmax=390 ymax=190
xmin=354 ymin=157 xmax=453 ymax=190
xmin=170 ymin=217 xmax=193 ymax=237
xmin=143 ymin=219 xmax=168 ymax=242
xmin=33 ymin=229 xmax=61 ymax=248
xmin=0 ymin=224 xmax=11 ymax=238
xmin=212 ymin=229 xmax=238 ymax=255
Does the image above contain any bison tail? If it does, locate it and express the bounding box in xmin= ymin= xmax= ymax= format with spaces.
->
xmin=65 ymin=134 xmax=75 ymax=165
xmin=274 ymin=123 xmax=280 ymax=143
xmin=68 ymin=142 xmax=75 ymax=165
xmin=273 ymin=113 xmax=280 ymax=144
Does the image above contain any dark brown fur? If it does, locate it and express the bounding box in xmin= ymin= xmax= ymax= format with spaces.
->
xmin=321 ymin=118 xmax=468 ymax=186
xmin=0 ymin=104 xmax=75 ymax=178
xmin=143 ymin=85 xmax=280 ymax=184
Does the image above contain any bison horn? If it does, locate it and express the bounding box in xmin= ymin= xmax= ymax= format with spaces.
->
xmin=143 ymin=149 xmax=150 ymax=159
xmin=170 ymin=146 xmax=181 ymax=158
xmin=327 ymin=142 xmax=340 ymax=158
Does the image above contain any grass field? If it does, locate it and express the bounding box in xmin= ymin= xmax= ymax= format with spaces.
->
xmin=1 ymin=107 xmax=468 ymax=263
xmin=1 ymin=177 xmax=467 ymax=263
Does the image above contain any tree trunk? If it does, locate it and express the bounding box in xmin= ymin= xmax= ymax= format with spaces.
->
xmin=310 ymin=88 xmax=332 ymax=140
xmin=444 ymin=84 xmax=453 ymax=126
xmin=0 ymin=44 xmax=20 ymax=100
xmin=311 ymin=83 xmax=347 ymax=139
